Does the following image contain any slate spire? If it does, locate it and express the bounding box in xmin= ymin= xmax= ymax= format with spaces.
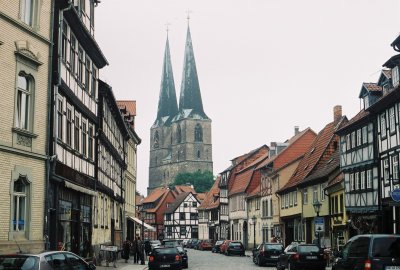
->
xmin=179 ymin=25 xmax=208 ymax=118
xmin=155 ymin=35 xmax=178 ymax=123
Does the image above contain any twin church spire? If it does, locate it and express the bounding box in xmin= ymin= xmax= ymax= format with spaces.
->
xmin=155 ymin=25 xmax=208 ymax=126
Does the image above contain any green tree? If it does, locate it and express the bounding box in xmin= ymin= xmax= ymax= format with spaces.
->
xmin=171 ymin=170 xmax=214 ymax=193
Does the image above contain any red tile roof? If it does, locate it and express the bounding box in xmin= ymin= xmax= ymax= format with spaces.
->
xmin=363 ymin=83 xmax=382 ymax=92
xmin=247 ymin=181 xmax=261 ymax=198
xmin=196 ymin=192 xmax=207 ymax=202
xmin=229 ymin=168 xmax=255 ymax=196
xmin=173 ymin=185 xmax=197 ymax=197
xmin=198 ymin=176 xmax=221 ymax=210
xmin=278 ymin=117 xmax=348 ymax=193
xmin=336 ymin=109 xmax=369 ymax=134
xmin=142 ymin=187 xmax=169 ymax=203
xmin=327 ymin=172 xmax=344 ymax=189
xmin=116 ymin=100 xmax=136 ymax=116
xmin=382 ymin=69 xmax=392 ymax=79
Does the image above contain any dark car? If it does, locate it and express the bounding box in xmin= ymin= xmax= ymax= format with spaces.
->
xmin=186 ymin=239 xmax=196 ymax=248
xmin=332 ymin=234 xmax=400 ymax=270
xmin=176 ymin=246 xmax=188 ymax=268
xmin=0 ymin=251 xmax=96 ymax=270
xmin=253 ymin=242 xmax=284 ymax=266
xmin=148 ymin=246 xmax=182 ymax=270
xmin=198 ymin=240 xmax=213 ymax=251
xmin=225 ymin=241 xmax=245 ymax=256
xmin=192 ymin=240 xmax=201 ymax=250
xmin=212 ymin=240 xmax=224 ymax=253
xmin=277 ymin=243 xmax=326 ymax=270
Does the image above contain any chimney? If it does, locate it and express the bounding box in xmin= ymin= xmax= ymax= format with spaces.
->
xmin=294 ymin=126 xmax=299 ymax=135
xmin=334 ymin=105 xmax=342 ymax=123
xmin=270 ymin=142 xmax=277 ymax=148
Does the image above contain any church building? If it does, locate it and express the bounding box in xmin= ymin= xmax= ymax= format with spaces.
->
xmin=149 ymin=25 xmax=213 ymax=192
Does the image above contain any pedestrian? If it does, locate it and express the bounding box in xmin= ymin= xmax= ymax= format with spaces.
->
xmin=131 ymin=236 xmax=138 ymax=263
xmin=122 ymin=237 xmax=131 ymax=263
xmin=144 ymin=240 xmax=151 ymax=256
xmin=136 ymin=236 xmax=144 ymax=265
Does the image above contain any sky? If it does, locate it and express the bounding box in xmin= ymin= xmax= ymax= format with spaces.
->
xmin=95 ymin=0 xmax=400 ymax=195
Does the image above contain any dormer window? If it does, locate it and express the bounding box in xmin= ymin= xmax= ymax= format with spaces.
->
xmin=392 ymin=66 xmax=399 ymax=88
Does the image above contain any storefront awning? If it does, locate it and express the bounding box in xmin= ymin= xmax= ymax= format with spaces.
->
xmin=128 ymin=216 xmax=156 ymax=232
xmin=64 ymin=181 xmax=97 ymax=196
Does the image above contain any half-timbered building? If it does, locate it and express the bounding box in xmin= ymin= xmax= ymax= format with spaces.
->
xmin=367 ymin=46 xmax=400 ymax=233
xmin=198 ymin=177 xmax=221 ymax=241
xmin=164 ymin=192 xmax=200 ymax=240
xmin=48 ymin=0 xmax=108 ymax=257
xmin=336 ymin=87 xmax=381 ymax=236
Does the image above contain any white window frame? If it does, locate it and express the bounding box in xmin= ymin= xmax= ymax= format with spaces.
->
xmin=360 ymin=171 xmax=365 ymax=190
xmin=384 ymin=158 xmax=390 ymax=184
xmin=394 ymin=155 xmax=399 ymax=181
xmin=357 ymin=129 xmax=362 ymax=146
xmin=355 ymin=172 xmax=359 ymax=190
xmin=362 ymin=126 xmax=368 ymax=145
xmin=302 ymin=188 xmax=308 ymax=205
xmin=381 ymin=113 xmax=387 ymax=137
xmin=313 ymin=185 xmax=318 ymax=203
xmin=367 ymin=169 xmax=372 ymax=189
xmin=350 ymin=174 xmax=354 ymax=191
xmin=389 ymin=107 xmax=396 ymax=133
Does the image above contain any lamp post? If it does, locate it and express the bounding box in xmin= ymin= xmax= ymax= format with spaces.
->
xmin=140 ymin=210 xmax=145 ymax=265
xmin=313 ymin=200 xmax=322 ymax=247
xmin=251 ymin=215 xmax=256 ymax=249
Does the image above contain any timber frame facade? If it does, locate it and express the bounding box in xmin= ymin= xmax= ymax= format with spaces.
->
xmin=164 ymin=192 xmax=200 ymax=240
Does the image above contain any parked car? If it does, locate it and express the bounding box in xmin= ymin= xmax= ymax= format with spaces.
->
xmin=162 ymin=239 xmax=182 ymax=248
xmin=176 ymin=246 xmax=188 ymax=268
xmin=277 ymin=243 xmax=326 ymax=270
xmin=198 ymin=239 xmax=213 ymax=251
xmin=253 ymin=242 xmax=284 ymax=266
xmin=192 ymin=239 xmax=202 ymax=250
xmin=220 ymin=240 xmax=232 ymax=255
xmin=212 ymin=240 xmax=224 ymax=253
xmin=150 ymin=240 xmax=161 ymax=250
xmin=182 ymin=239 xmax=189 ymax=247
xmin=332 ymin=234 xmax=400 ymax=270
xmin=148 ymin=246 xmax=182 ymax=270
xmin=0 ymin=251 xmax=96 ymax=270
xmin=225 ymin=241 xmax=245 ymax=256
xmin=186 ymin=239 xmax=196 ymax=248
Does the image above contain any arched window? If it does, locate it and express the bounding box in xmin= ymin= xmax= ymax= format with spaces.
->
xmin=194 ymin=124 xmax=203 ymax=142
xmin=154 ymin=131 xmax=159 ymax=148
xmin=197 ymin=150 xmax=201 ymax=159
xmin=13 ymin=176 xmax=29 ymax=232
xmin=16 ymin=73 xmax=32 ymax=130
xmin=176 ymin=125 xmax=182 ymax=143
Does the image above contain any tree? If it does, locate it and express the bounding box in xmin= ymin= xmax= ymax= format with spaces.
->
xmin=171 ymin=170 xmax=214 ymax=193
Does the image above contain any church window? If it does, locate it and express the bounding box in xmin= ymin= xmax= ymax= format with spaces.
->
xmin=154 ymin=131 xmax=159 ymax=148
xmin=197 ymin=150 xmax=201 ymax=159
xmin=194 ymin=124 xmax=203 ymax=142
xmin=177 ymin=125 xmax=182 ymax=143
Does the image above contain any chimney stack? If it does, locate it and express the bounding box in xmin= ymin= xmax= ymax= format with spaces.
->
xmin=334 ymin=105 xmax=342 ymax=123
xmin=294 ymin=126 xmax=299 ymax=135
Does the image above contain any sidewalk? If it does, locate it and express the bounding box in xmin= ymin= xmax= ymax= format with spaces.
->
xmin=95 ymin=257 xmax=148 ymax=270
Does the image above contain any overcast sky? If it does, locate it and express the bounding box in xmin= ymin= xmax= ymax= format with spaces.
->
xmin=95 ymin=0 xmax=400 ymax=195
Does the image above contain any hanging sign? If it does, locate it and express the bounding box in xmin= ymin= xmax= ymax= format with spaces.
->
xmin=391 ymin=188 xmax=400 ymax=202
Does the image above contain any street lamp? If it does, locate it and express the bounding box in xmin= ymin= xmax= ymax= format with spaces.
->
xmin=140 ymin=210 xmax=145 ymax=265
xmin=251 ymin=215 xmax=256 ymax=249
xmin=313 ymin=200 xmax=322 ymax=247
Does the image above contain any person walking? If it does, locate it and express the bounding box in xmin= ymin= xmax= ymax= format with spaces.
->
xmin=122 ymin=237 xmax=131 ymax=263
xmin=136 ymin=236 xmax=144 ymax=265
xmin=131 ymin=236 xmax=138 ymax=263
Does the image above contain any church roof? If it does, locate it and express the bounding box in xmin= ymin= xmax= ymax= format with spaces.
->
xmin=177 ymin=25 xmax=209 ymax=120
xmin=154 ymin=36 xmax=179 ymax=127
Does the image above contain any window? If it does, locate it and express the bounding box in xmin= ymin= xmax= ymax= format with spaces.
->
xmin=154 ymin=131 xmax=159 ymax=148
xmin=392 ymin=66 xmax=400 ymax=88
xmin=13 ymin=177 xmax=29 ymax=231
xmin=349 ymin=237 xmax=370 ymax=257
xmin=167 ymin=227 xmax=172 ymax=236
xmin=294 ymin=191 xmax=298 ymax=205
xmin=176 ymin=125 xmax=182 ymax=143
xmin=85 ymin=56 xmax=91 ymax=91
xmin=320 ymin=183 xmax=326 ymax=201
xmin=21 ymin=0 xmax=34 ymax=26
xmin=285 ymin=194 xmax=289 ymax=208
xmin=384 ymin=159 xmax=389 ymax=184
xmin=180 ymin=213 xmax=185 ymax=220
xmin=70 ymin=34 xmax=76 ymax=74
xmin=313 ymin=186 xmax=318 ymax=203
xmin=192 ymin=202 xmax=197 ymax=207
xmin=350 ymin=174 xmax=354 ymax=191
xmin=16 ymin=73 xmax=32 ymax=130
xmin=190 ymin=213 xmax=198 ymax=220
xmin=351 ymin=132 xmax=356 ymax=148
xmin=362 ymin=126 xmax=368 ymax=144
xmin=57 ymin=99 xmax=63 ymax=140
xmin=339 ymin=194 xmax=344 ymax=213
xmin=302 ymin=188 xmax=308 ymax=205
xmin=289 ymin=192 xmax=293 ymax=207
xmin=346 ymin=134 xmax=351 ymax=150
xmin=381 ymin=113 xmax=387 ymax=137
xmin=390 ymin=107 xmax=396 ymax=133
xmin=66 ymin=107 xmax=72 ymax=146
xmin=91 ymin=65 xmax=97 ymax=97
xmin=166 ymin=213 xmax=171 ymax=221
xmin=357 ymin=129 xmax=362 ymax=146
xmin=74 ymin=114 xmax=80 ymax=151
xmin=180 ymin=226 xmax=186 ymax=236
xmin=367 ymin=170 xmax=372 ymax=189
xmin=393 ymin=156 xmax=399 ymax=181
xmin=82 ymin=119 xmax=87 ymax=156
xmin=360 ymin=171 xmax=365 ymax=190
xmin=355 ymin=172 xmax=359 ymax=190
xmin=78 ymin=47 xmax=84 ymax=84
xmin=61 ymin=21 xmax=67 ymax=61
xmin=194 ymin=124 xmax=203 ymax=142
xmin=88 ymin=124 xmax=94 ymax=159
xmin=197 ymin=150 xmax=201 ymax=159
xmin=270 ymin=200 xmax=273 ymax=216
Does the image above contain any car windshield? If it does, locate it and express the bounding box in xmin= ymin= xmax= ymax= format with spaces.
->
xmin=151 ymin=240 xmax=161 ymax=245
xmin=372 ymin=237 xmax=400 ymax=257
xmin=176 ymin=246 xmax=184 ymax=252
xmin=0 ymin=256 xmax=39 ymax=270
xmin=298 ymin=245 xmax=320 ymax=253
xmin=155 ymin=248 xmax=178 ymax=255
xmin=215 ymin=241 xmax=224 ymax=245
xmin=265 ymin=244 xmax=283 ymax=251
xmin=230 ymin=242 xmax=242 ymax=247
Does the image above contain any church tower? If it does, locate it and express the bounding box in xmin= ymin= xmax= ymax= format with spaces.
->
xmin=149 ymin=26 xmax=213 ymax=192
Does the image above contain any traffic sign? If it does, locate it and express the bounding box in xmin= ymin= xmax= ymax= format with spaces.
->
xmin=391 ymin=188 xmax=400 ymax=202
xmin=314 ymin=217 xmax=324 ymax=233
